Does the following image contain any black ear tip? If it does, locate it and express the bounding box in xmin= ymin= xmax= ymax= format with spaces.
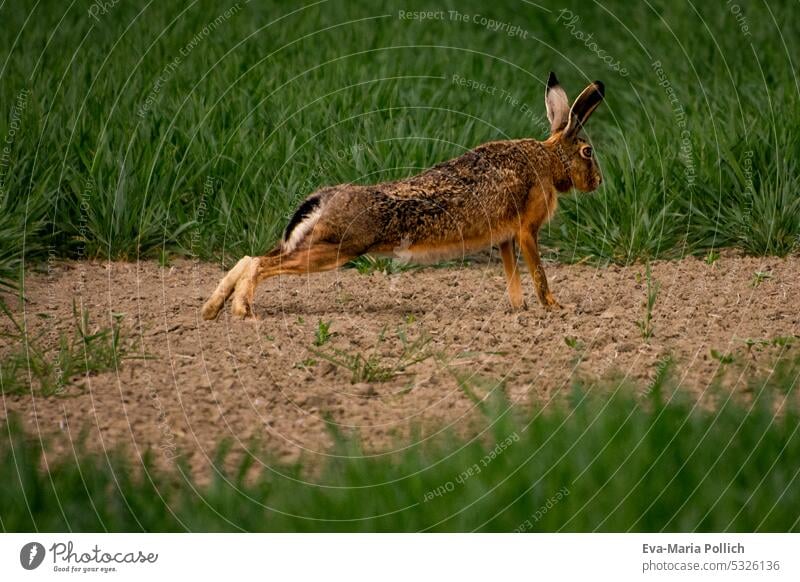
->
xmin=547 ymin=71 xmax=559 ymax=88
xmin=594 ymin=80 xmax=605 ymax=97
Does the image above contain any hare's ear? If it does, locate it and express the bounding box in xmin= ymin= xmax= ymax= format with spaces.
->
xmin=564 ymin=81 xmax=605 ymax=139
xmin=545 ymin=72 xmax=570 ymax=134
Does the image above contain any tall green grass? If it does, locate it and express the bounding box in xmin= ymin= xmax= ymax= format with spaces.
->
xmin=0 ymin=0 xmax=798 ymax=286
xmin=2 ymin=355 xmax=799 ymax=532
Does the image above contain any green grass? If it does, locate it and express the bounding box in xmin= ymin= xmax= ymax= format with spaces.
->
xmin=347 ymin=255 xmax=419 ymax=275
xmin=313 ymin=319 xmax=334 ymax=346
xmin=0 ymin=299 xmax=139 ymax=396
xmin=309 ymin=323 xmax=434 ymax=383
xmin=1 ymin=0 xmax=799 ymax=290
xmin=635 ymin=263 xmax=660 ymax=341
xmin=2 ymin=353 xmax=799 ymax=532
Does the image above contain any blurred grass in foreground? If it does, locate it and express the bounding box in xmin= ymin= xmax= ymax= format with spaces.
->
xmin=2 ymin=353 xmax=798 ymax=532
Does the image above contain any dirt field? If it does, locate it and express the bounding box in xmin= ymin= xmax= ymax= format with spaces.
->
xmin=2 ymin=253 xmax=798 ymax=476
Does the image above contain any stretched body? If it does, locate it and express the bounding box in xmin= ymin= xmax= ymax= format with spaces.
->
xmin=202 ymin=72 xmax=605 ymax=319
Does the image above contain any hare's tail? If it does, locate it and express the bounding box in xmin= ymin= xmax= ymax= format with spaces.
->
xmin=282 ymin=194 xmax=325 ymax=253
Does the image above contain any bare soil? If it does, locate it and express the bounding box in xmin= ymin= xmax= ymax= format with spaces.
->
xmin=1 ymin=253 xmax=798 ymax=476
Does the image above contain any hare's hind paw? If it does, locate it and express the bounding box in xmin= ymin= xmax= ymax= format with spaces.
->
xmin=231 ymin=295 xmax=253 ymax=319
xmin=201 ymin=256 xmax=254 ymax=321
xmin=230 ymin=257 xmax=259 ymax=319
xmin=201 ymin=295 xmax=224 ymax=320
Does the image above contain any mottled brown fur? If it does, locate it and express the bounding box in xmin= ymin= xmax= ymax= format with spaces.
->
xmin=201 ymin=73 xmax=605 ymax=319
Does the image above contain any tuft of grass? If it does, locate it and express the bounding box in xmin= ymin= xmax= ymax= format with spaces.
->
xmin=741 ymin=335 xmax=798 ymax=352
xmin=710 ymin=349 xmax=735 ymax=365
xmin=635 ymin=263 xmax=660 ymax=341
xmin=0 ymin=299 xmax=139 ymax=396
xmin=751 ymin=271 xmax=773 ymax=288
xmin=294 ymin=357 xmax=317 ymax=370
xmin=704 ymin=251 xmax=720 ymax=266
xmin=2 ymin=353 xmax=799 ymax=532
xmin=311 ymin=349 xmax=395 ymax=383
xmin=347 ymin=255 xmax=418 ymax=276
xmin=309 ymin=325 xmax=434 ymax=383
xmin=313 ymin=320 xmax=334 ymax=346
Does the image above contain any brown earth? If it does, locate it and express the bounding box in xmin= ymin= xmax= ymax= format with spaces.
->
xmin=1 ymin=253 xmax=798 ymax=477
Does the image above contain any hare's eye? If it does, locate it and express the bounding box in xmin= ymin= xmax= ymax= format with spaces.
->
xmin=580 ymin=146 xmax=593 ymax=159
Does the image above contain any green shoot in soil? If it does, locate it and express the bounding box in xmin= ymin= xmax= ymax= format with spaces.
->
xmin=314 ymin=320 xmax=334 ymax=347
xmin=636 ymin=263 xmax=660 ymax=341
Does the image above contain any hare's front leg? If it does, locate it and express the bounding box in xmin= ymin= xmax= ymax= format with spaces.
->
xmin=519 ymin=230 xmax=561 ymax=309
xmin=499 ymin=239 xmax=526 ymax=310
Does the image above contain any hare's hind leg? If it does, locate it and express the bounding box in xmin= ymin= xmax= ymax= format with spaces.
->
xmin=201 ymin=255 xmax=254 ymax=320
xmin=519 ymin=230 xmax=561 ymax=309
xmin=201 ymin=248 xmax=283 ymax=320
xmin=499 ymin=239 xmax=526 ymax=310
xmin=229 ymin=242 xmax=358 ymax=318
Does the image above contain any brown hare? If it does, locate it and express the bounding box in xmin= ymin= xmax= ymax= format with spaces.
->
xmin=201 ymin=72 xmax=605 ymax=320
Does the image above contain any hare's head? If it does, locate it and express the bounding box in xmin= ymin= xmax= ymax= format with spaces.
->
xmin=544 ymin=72 xmax=605 ymax=193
